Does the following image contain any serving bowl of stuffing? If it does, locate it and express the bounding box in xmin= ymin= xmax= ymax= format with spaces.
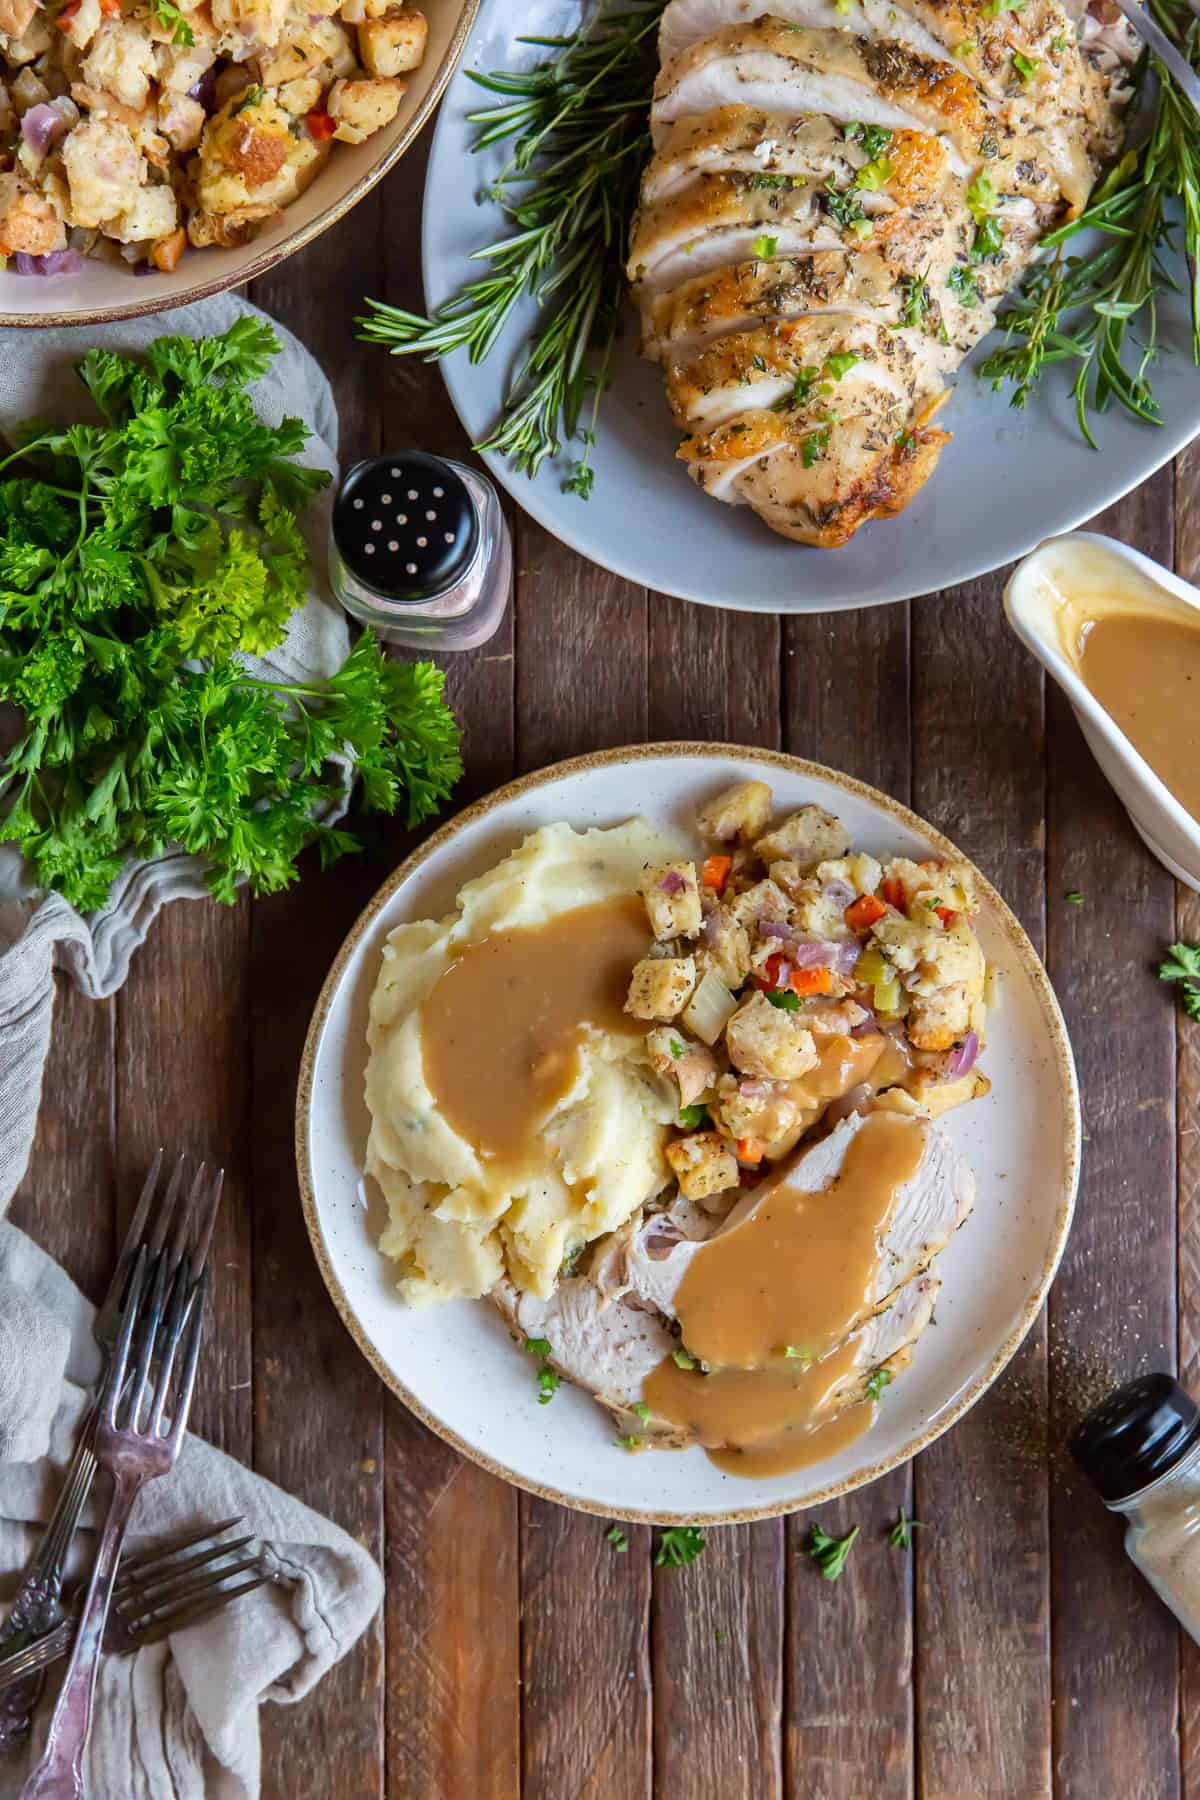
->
xmin=0 ymin=0 xmax=476 ymax=324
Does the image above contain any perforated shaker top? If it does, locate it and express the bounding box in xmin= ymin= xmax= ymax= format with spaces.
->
xmin=332 ymin=453 xmax=479 ymax=601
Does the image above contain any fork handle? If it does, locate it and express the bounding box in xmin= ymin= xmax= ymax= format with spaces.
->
xmin=19 ymin=1471 xmax=144 ymax=1800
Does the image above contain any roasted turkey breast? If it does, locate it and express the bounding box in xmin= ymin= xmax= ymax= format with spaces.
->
xmin=628 ymin=0 xmax=1130 ymax=545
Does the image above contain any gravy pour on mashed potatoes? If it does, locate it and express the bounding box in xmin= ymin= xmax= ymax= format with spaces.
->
xmin=365 ymin=819 xmax=684 ymax=1306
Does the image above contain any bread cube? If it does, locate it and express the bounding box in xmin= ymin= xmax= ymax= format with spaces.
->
xmin=82 ymin=20 xmax=158 ymax=109
xmin=696 ymin=780 xmax=773 ymax=846
xmin=725 ymin=877 xmax=792 ymax=933
xmin=907 ymin=984 xmax=973 ymax=1052
xmin=277 ymin=75 xmax=323 ymax=114
xmin=645 ymin=1027 xmax=717 ymax=1108
xmin=326 ymin=74 xmax=404 ymax=143
xmin=665 ymin=1131 xmax=739 ymax=1201
xmin=108 ymin=182 xmax=178 ymax=243
xmin=753 ymin=805 xmax=850 ymax=870
xmin=0 ymin=173 xmax=65 ymax=255
xmin=695 ymin=904 xmax=750 ymax=991
xmin=725 ymin=992 xmax=818 ymax=1080
xmin=61 ymin=117 xmax=141 ymax=227
xmin=625 ymin=956 xmax=696 ymax=1022
xmin=640 ymin=861 xmax=702 ymax=941
xmin=358 ymin=6 xmax=426 ymax=76
xmin=259 ymin=16 xmax=352 ymax=83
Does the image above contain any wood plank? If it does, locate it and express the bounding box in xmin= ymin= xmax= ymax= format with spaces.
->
xmin=646 ymin=595 xmax=785 ymax=1800
xmin=8 ymin=986 xmax=115 ymax=1304
xmin=371 ymin=135 xmax=522 ymax=1800
xmin=909 ymin=577 xmax=1051 ymax=1800
xmin=781 ymin=603 xmax=915 ymax=1800
xmin=1172 ymin=440 xmax=1200 ymax=1800
xmin=249 ymin=196 xmax=388 ymax=1800
xmin=515 ymin=529 xmax=653 ymax=1800
xmin=1047 ymin=472 xmax=1180 ymax=1800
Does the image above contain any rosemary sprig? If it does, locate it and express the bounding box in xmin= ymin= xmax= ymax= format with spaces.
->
xmin=980 ymin=1 xmax=1200 ymax=443
xmin=357 ymin=4 xmax=664 ymax=497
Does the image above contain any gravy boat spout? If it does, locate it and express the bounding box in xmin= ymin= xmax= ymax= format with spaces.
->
xmin=1004 ymin=532 xmax=1200 ymax=891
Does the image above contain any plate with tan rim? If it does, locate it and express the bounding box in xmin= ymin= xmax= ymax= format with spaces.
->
xmin=295 ymin=743 xmax=1079 ymax=1524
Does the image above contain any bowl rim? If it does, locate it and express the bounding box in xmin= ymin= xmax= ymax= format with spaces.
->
xmin=294 ymin=741 xmax=1082 ymax=1524
xmin=0 ymin=0 xmax=479 ymax=330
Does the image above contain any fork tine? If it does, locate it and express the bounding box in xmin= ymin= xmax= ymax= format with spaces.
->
xmin=124 ymin=1239 xmax=175 ymax=1432
xmin=116 ymin=1517 xmax=244 ymax=1583
xmin=154 ymin=1267 xmax=207 ymax=1445
xmin=119 ymin=1555 xmax=264 ymax=1627
xmin=147 ymin=1155 xmax=187 ymax=1258
xmin=129 ymin=1575 xmax=271 ymax=1648
xmin=170 ymin=1162 xmax=209 ymax=1270
xmin=102 ymin=1246 xmax=149 ymax=1429
xmin=117 ymin=1536 xmax=256 ymax=1604
xmin=190 ymin=1168 xmax=224 ymax=1281
xmin=102 ymin=1150 xmax=163 ymax=1323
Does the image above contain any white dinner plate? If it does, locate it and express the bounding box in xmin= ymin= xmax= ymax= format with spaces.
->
xmin=296 ymin=744 xmax=1079 ymax=1523
xmin=419 ymin=0 xmax=1200 ymax=614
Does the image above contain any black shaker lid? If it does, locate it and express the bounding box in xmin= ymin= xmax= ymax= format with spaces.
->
xmin=1069 ymin=1373 xmax=1200 ymax=1504
xmin=333 ymin=453 xmax=478 ymax=601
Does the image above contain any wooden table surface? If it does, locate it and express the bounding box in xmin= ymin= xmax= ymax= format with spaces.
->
xmin=13 ymin=135 xmax=1200 ymax=1800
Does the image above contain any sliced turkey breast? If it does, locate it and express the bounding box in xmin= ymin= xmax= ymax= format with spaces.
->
xmin=621 ymin=1112 xmax=973 ymax=1326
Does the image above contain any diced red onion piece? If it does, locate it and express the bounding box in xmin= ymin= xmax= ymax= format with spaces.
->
xmin=42 ymin=249 xmax=83 ymax=274
xmin=833 ymin=937 xmax=863 ymax=976
xmin=133 ymin=260 xmax=157 ymax=276
xmin=822 ymin=879 xmax=856 ymax=909
xmin=790 ymin=937 xmax=838 ymax=970
xmin=851 ymin=1008 xmax=878 ymax=1038
xmin=188 ymin=66 xmax=217 ymax=106
xmin=21 ymin=103 xmax=67 ymax=155
xmin=738 ymin=1080 xmax=769 ymax=1098
xmin=946 ymin=1028 xmax=980 ymax=1080
xmin=759 ymin=918 xmax=795 ymax=942
xmin=824 ymin=1083 xmax=874 ymax=1125
xmin=658 ymin=870 xmax=686 ymax=895
xmin=772 ymin=959 xmax=791 ymax=990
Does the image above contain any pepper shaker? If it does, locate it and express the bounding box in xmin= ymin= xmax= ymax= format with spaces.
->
xmin=329 ymin=452 xmax=511 ymax=651
xmin=1071 ymin=1372 xmax=1200 ymax=1644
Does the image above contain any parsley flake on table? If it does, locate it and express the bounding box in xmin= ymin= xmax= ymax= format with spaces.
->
xmin=607 ymin=1524 xmax=629 ymax=1553
xmin=888 ymin=1508 xmax=925 ymax=1551
xmin=0 ymin=320 xmax=463 ymax=914
xmin=1159 ymin=943 xmax=1200 ymax=1022
xmin=804 ymin=1522 xmax=859 ymax=1580
xmin=655 ymin=1527 xmax=706 ymax=1568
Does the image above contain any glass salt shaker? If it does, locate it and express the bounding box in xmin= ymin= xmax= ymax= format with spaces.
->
xmin=329 ymin=451 xmax=511 ymax=651
xmin=1071 ymin=1372 xmax=1200 ymax=1644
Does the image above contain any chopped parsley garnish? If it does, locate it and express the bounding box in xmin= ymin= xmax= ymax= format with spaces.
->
xmin=1011 ymin=50 xmax=1040 ymax=82
xmin=151 ymin=0 xmax=194 ymax=44
xmin=615 ymin=1434 xmax=644 ymax=1450
xmin=972 ymin=216 xmax=1005 ymax=260
xmin=714 ymin=1628 xmax=729 ymax=1645
xmin=894 ymin=428 xmax=916 ymax=452
xmin=752 ymin=234 xmax=779 ymax=259
xmin=751 ymin=173 xmax=804 ymax=190
xmin=835 ymin=0 xmax=851 ymax=14
xmin=1051 ymin=33 xmax=1069 ymax=51
xmin=805 ymin=1522 xmax=859 ymax=1580
xmin=966 ymin=175 xmax=1005 ymax=263
xmin=825 ymin=351 xmax=860 ymax=379
xmin=766 ymin=989 xmax=803 ymax=1010
xmin=984 ymin=0 xmax=1025 ymax=14
xmin=946 ymin=263 xmax=979 ymax=307
xmin=844 ymin=122 xmax=893 ymax=161
xmin=823 ymin=180 xmax=869 ymax=231
xmin=889 ymin=1508 xmax=925 ymax=1550
xmin=1159 ymin=942 xmax=1200 ymax=1021
xmin=954 ymin=37 xmax=977 ymax=55
xmin=633 ymin=1401 xmax=652 ymax=1424
xmin=966 ymin=172 xmax=997 ymax=222
xmin=524 ymin=1336 xmax=560 ymax=1404
xmin=782 ymin=1345 xmax=813 ymax=1363
xmin=677 ymin=1103 xmax=710 ymax=1128
xmin=1065 ymin=889 xmax=1085 ymax=905
xmin=655 ymin=1526 xmax=706 ymax=1568
xmin=607 ymin=1523 xmax=629 ymax=1552
xmin=232 ymin=85 xmax=265 ymax=114
xmin=801 ymin=421 xmax=834 ymax=466
xmin=865 ymin=1367 xmax=893 ymax=1400
xmin=673 ymin=1347 xmax=699 ymax=1370
xmin=773 ymin=364 xmax=820 ymax=412
xmin=849 ymin=218 xmax=874 ymax=241
xmin=898 ymin=274 xmax=931 ymax=331
xmin=854 ymin=157 xmax=894 ymax=193
xmin=669 ymin=1038 xmax=686 ymax=1058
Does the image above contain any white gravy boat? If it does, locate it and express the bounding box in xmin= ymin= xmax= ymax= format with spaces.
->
xmin=1004 ymin=531 xmax=1200 ymax=891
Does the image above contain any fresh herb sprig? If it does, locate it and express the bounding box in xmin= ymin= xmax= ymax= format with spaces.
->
xmin=357 ymin=3 xmax=665 ymax=498
xmin=524 ymin=1335 xmax=561 ymax=1403
xmin=981 ymin=6 xmax=1200 ymax=443
xmin=1159 ymin=941 xmax=1200 ymax=1019
xmin=655 ymin=1526 xmax=706 ymax=1567
xmin=0 ymin=321 xmax=462 ymax=912
xmin=889 ymin=1508 xmax=925 ymax=1551
xmin=804 ymin=1522 xmax=859 ymax=1580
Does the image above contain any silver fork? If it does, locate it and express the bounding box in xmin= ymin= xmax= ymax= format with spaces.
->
xmin=20 ymin=1163 xmax=221 ymax=1800
xmin=0 ymin=1153 xmax=221 ymax=1754
xmin=0 ymin=1519 xmax=268 ymax=1694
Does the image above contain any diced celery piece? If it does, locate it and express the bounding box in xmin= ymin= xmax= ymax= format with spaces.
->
xmin=855 ymin=946 xmax=889 ymax=986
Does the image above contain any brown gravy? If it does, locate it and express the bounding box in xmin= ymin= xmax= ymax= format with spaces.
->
xmin=644 ymin=1111 xmax=928 ymax=1477
xmin=420 ymin=897 xmax=649 ymax=1173
xmin=1077 ymin=612 xmax=1200 ymax=822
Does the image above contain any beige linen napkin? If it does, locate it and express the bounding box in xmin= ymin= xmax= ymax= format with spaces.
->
xmin=0 ymin=295 xmax=383 ymax=1795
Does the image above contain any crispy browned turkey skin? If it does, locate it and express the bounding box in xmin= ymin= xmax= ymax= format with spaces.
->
xmin=627 ymin=2 xmax=1129 ymax=547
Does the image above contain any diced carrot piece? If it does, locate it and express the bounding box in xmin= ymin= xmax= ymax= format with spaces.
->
xmin=305 ymin=109 xmax=337 ymax=141
xmin=702 ymin=854 xmax=732 ymax=895
xmin=736 ymin=1136 xmax=764 ymax=1165
xmin=845 ymin=894 xmax=887 ymax=932
xmin=56 ymin=1 xmax=80 ymax=28
xmin=789 ymin=966 xmax=832 ymax=997
xmin=151 ymin=227 xmax=186 ymax=272
xmin=934 ymin=905 xmax=957 ymax=928
xmin=98 ymin=0 xmax=122 ymax=15
xmin=881 ymin=876 xmax=906 ymax=911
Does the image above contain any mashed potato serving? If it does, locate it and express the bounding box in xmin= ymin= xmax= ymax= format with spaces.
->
xmin=365 ymin=819 xmax=684 ymax=1307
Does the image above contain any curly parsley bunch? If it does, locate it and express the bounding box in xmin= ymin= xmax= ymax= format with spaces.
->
xmin=0 ymin=318 xmax=462 ymax=912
